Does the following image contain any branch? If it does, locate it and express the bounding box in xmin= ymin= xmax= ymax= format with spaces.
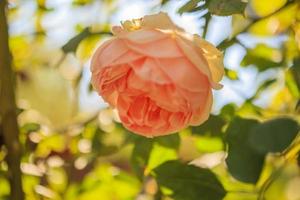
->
xmin=0 ymin=1 xmax=24 ymax=200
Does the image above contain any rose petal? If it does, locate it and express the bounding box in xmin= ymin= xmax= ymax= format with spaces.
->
xmin=189 ymin=89 xmax=212 ymax=126
xmin=156 ymin=57 xmax=210 ymax=92
xmin=175 ymin=35 xmax=223 ymax=89
xmin=123 ymin=37 xmax=183 ymax=58
xmin=194 ymin=35 xmax=225 ymax=84
xmin=91 ymin=39 xmax=128 ymax=72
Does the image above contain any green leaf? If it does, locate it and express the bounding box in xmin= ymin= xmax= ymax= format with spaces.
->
xmin=62 ymin=28 xmax=91 ymax=53
xmin=191 ymin=115 xmax=226 ymax=137
xmin=21 ymin=123 xmax=41 ymax=134
xmin=248 ymin=3 xmax=297 ymax=36
xmin=161 ymin=0 xmax=171 ymax=5
xmin=248 ymin=118 xmax=299 ymax=154
xmin=145 ymin=144 xmax=177 ymax=174
xmin=72 ymin=0 xmax=94 ymax=6
xmin=208 ymin=0 xmax=247 ymax=16
xmin=131 ymin=137 xmax=153 ymax=179
xmin=231 ymin=14 xmax=252 ymax=38
xmin=155 ymin=134 xmax=180 ymax=149
xmin=178 ymin=0 xmax=203 ymax=14
xmin=286 ymin=69 xmax=300 ymax=98
xmin=220 ymin=103 xmax=237 ymax=120
xmin=225 ymin=68 xmax=239 ymax=80
xmin=225 ymin=117 xmax=265 ymax=183
xmin=241 ymin=44 xmax=283 ymax=71
xmin=152 ymin=160 xmax=226 ymax=200
xmin=195 ymin=136 xmax=224 ymax=152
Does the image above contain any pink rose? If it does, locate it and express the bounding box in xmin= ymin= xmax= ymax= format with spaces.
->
xmin=91 ymin=12 xmax=224 ymax=137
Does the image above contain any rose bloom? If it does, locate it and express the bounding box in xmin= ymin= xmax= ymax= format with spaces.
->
xmin=91 ymin=12 xmax=224 ymax=137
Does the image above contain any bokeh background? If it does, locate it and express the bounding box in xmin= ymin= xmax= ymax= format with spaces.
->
xmin=0 ymin=0 xmax=300 ymax=200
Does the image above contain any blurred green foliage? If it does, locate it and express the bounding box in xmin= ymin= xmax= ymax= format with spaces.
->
xmin=0 ymin=0 xmax=300 ymax=200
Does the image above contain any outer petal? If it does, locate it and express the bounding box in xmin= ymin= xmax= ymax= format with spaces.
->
xmin=175 ymin=34 xmax=223 ymax=89
xmin=141 ymin=12 xmax=184 ymax=31
xmin=189 ymin=89 xmax=213 ymax=126
xmin=121 ymin=29 xmax=169 ymax=44
xmin=91 ymin=39 xmax=128 ymax=73
xmin=156 ymin=57 xmax=210 ymax=92
xmin=123 ymin=36 xmax=183 ymax=58
xmin=194 ymin=35 xmax=224 ymax=84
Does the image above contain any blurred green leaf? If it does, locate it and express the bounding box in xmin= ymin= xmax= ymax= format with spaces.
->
xmin=20 ymin=123 xmax=40 ymax=134
xmin=152 ymin=160 xmax=226 ymax=200
xmin=249 ymin=3 xmax=297 ymax=36
xmin=246 ymin=0 xmax=287 ymax=18
xmin=195 ymin=136 xmax=224 ymax=152
xmin=225 ymin=117 xmax=265 ymax=184
xmin=220 ymin=103 xmax=237 ymax=120
xmin=248 ymin=118 xmax=299 ymax=154
xmin=191 ymin=114 xmax=226 ymax=137
xmin=131 ymin=137 xmax=153 ymax=179
xmin=72 ymin=0 xmax=94 ymax=6
xmin=225 ymin=68 xmax=239 ymax=80
xmin=145 ymin=144 xmax=177 ymax=175
xmin=154 ymin=134 xmax=180 ymax=149
xmin=178 ymin=0 xmax=203 ymax=14
xmin=161 ymin=0 xmax=171 ymax=5
xmin=291 ymin=58 xmax=300 ymax=93
xmin=76 ymin=35 xmax=101 ymax=61
xmin=241 ymin=44 xmax=283 ymax=71
xmin=91 ymin=127 xmax=119 ymax=156
xmin=208 ymin=0 xmax=247 ymax=16
xmin=62 ymin=28 xmax=92 ymax=53
xmin=231 ymin=14 xmax=252 ymax=38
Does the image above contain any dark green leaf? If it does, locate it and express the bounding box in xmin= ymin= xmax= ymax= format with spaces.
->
xmin=225 ymin=117 xmax=265 ymax=183
xmin=291 ymin=58 xmax=300 ymax=91
xmin=178 ymin=0 xmax=203 ymax=14
xmin=208 ymin=0 xmax=247 ymax=16
xmin=248 ymin=118 xmax=299 ymax=154
xmin=191 ymin=114 xmax=226 ymax=137
xmin=62 ymin=28 xmax=91 ymax=53
xmin=161 ymin=0 xmax=171 ymax=5
xmin=21 ymin=123 xmax=41 ymax=134
xmin=286 ymin=67 xmax=300 ymax=98
xmin=220 ymin=103 xmax=237 ymax=120
xmin=153 ymin=160 xmax=226 ymax=200
xmin=155 ymin=134 xmax=180 ymax=149
xmin=91 ymin=128 xmax=118 ymax=156
xmin=131 ymin=137 xmax=154 ymax=179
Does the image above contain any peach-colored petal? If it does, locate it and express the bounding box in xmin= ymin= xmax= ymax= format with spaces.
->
xmin=194 ymin=35 xmax=224 ymax=84
xmin=91 ymin=39 xmax=128 ymax=72
xmin=123 ymin=37 xmax=183 ymax=58
xmin=121 ymin=29 xmax=169 ymax=44
xmin=141 ymin=12 xmax=184 ymax=31
xmin=126 ymin=69 xmax=187 ymax=112
xmin=175 ymin=35 xmax=223 ymax=89
xmin=157 ymin=57 xmax=210 ymax=92
xmin=130 ymin=58 xmax=171 ymax=85
xmin=190 ymin=89 xmax=213 ymax=125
